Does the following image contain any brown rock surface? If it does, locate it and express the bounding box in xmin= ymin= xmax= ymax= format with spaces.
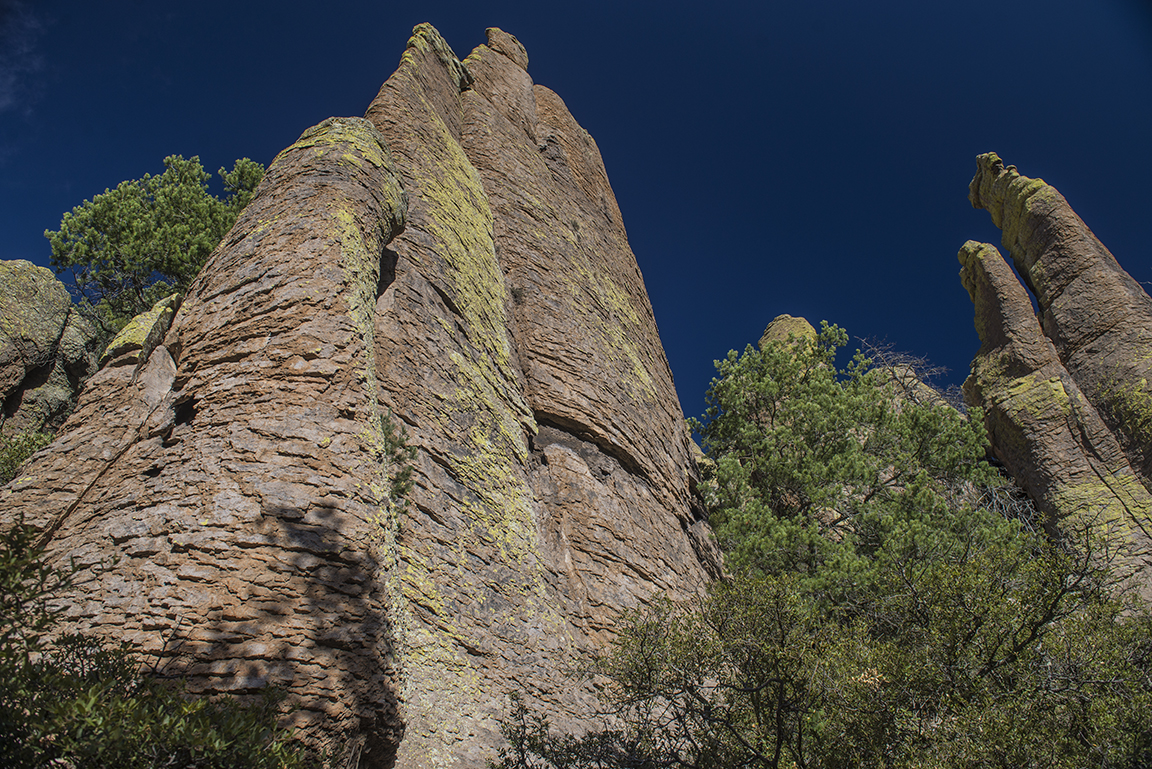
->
xmin=4 ymin=115 xmax=409 ymax=764
xmin=958 ymin=241 xmax=1152 ymax=592
xmin=1 ymin=24 xmax=718 ymax=768
xmin=969 ymin=152 xmax=1152 ymax=484
xmin=363 ymin=24 xmax=717 ymax=766
xmin=0 ymin=260 xmax=98 ymax=436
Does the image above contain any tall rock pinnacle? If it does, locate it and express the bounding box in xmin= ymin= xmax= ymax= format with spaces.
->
xmin=970 ymin=152 xmax=1152 ymax=483
xmin=0 ymin=24 xmax=719 ymax=769
xmin=962 ymin=155 xmax=1152 ymax=597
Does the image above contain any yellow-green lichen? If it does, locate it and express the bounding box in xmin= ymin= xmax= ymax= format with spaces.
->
xmin=397 ymin=23 xmax=471 ymax=93
xmin=999 ymin=374 xmax=1072 ymax=421
xmin=526 ymin=206 xmax=657 ymax=398
xmin=387 ymin=76 xmax=578 ymax=766
xmin=274 ymin=117 xmax=393 ymax=175
xmin=1095 ymin=375 xmax=1152 ymax=459
xmin=418 ymin=123 xmax=516 ymax=381
xmin=1050 ymin=471 xmax=1152 ymax=543
xmin=100 ymin=293 xmax=180 ymax=366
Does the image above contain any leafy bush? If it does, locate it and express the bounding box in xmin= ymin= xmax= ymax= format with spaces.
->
xmin=0 ymin=518 xmax=313 ymax=768
xmin=690 ymin=323 xmax=1000 ymax=594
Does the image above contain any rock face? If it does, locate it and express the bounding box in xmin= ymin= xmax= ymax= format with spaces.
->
xmin=0 ymin=260 xmax=98 ymax=437
xmin=959 ymin=241 xmax=1152 ymax=588
xmin=961 ymin=155 xmax=1152 ymax=594
xmin=0 ymin=25 xmax=718 ymax=769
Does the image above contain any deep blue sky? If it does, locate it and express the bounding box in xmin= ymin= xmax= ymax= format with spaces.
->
xmin=2 ymin=0 xmax=1151 ymax=417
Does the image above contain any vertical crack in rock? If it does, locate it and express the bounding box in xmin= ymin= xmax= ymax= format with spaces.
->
xmin=959 ymin=240 xmax=1152 ymax=598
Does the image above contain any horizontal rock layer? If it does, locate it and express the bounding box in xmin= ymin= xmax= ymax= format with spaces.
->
xmin=5 ymin=115 xmax=409 ymax=765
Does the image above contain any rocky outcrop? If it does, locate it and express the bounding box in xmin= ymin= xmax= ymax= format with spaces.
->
xmin=759 ymin=314 xmax=816 ymax=349
xmin=5 ymin=116 xmax=410 ymax=764
xmin=362 ymin=26 xmax=718 ymax=766
xmin=959 ymin=241 xmax=1152 ymax=591
xmin=0 ymin=25 xmax=718 ymax=769
xmin=969 ymin=153 xmax=1152 ymax=485
xmin=0 ymin=260 xmax=97 ymax=437
xmin=99 ymin=293 xmax=180 ymax=368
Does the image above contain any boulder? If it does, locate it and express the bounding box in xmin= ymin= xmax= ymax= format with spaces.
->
xmin=758 ymin=313 xmax=816 ymax=349
xmin=100 ymin=293 xmax=181 ymax=368
xmin=0 ymin=259 xmax=97 ymax=437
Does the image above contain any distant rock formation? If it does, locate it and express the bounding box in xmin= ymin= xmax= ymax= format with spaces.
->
xmin=0 ymin=25 xmax=718 ymax=769
xmin=961 ymin=154 xmax=1152 ymax=595
xmin=759 ymin=314 xmax=816 ymax=349
xmin=0 ymin=260 xmax=97 ymax=437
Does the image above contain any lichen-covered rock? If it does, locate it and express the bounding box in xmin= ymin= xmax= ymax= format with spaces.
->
xmin=759 ymin=314 xmax=816 ymax=350
xmin=1 ymin=25 xmax=718 ymax=768
xmin=958 ymin=241 xmax=1152 ymax=593
xmin=2 ymin=116 xmax=410 ymax=765
xmin=0 ymin=259 xmax=97 ymax=436
xmin=970 ymin=153 xmax=1152 ymax=484
xmin=100 ymin=293 xmax=180 ymax=368
xmin=363 ymin=24 xmax=718 ymax=766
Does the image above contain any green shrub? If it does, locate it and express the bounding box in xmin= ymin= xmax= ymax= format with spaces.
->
xmin=494 ymin=327 xmax=1152 ymax=769
xmin=46 ymin=155 xmax=264 ymax=340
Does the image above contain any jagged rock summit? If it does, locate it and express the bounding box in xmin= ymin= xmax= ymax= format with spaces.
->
xmin=961 ymin=153 xmax=1152 ymax=595
xmin=0 ymin=25 xmax=718 ymax=768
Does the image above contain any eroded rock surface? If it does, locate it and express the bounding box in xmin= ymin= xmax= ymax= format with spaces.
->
xmin=0 ymin=260 xmax=98 ymax=437
xmin=4 ymin=116 xmax=410 ymax=766
xmin=970 ymin=153 xmax=1152 ymax=484
xmin=1 ymin=25 xmax=718 ymax=768
xmin=959 ymin=241 xmax=1152 ymax=592
xmin=364 ymin=25 xmax=717 ymax=766
xmin=759 ymin=314 xmax=816 ymax=349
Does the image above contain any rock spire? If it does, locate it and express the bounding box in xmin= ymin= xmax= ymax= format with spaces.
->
xmin=0 ymin=25 xmax=718 ymax=768
xmin=962 ymin=154 xmax=1152 ymax=596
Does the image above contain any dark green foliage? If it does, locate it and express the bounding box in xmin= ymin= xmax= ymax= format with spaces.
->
xmin=488 ymin=694 xmax=665 ymax=769
xmin=690 ymin=323 xmax=1000 ymax=593
xmin=45 ymin=155 xmax=264 ymax=338
xmin=0 ymin=518 xmax=312 ymax=768
xmin=380 ymin=410 xmax=416 ymax=510
xmin=508 ymin=549 xmax=1150 ymax=769
xmin=495 ymin=326 xmax=1152 ymax=769
xmin=0 ymin=430 xmax=52 ymax=484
